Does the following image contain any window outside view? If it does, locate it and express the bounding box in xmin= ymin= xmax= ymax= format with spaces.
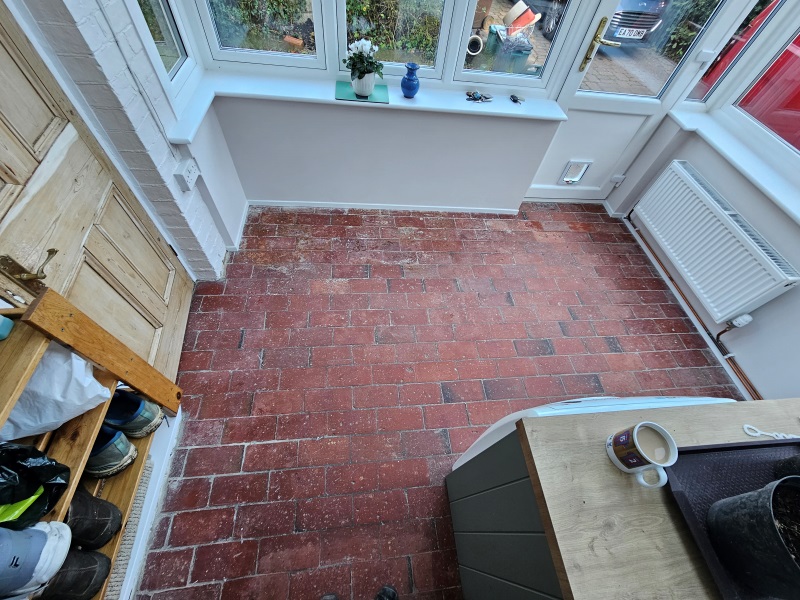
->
xmin=579 ymin=0 xmax=724 ymax=97
xmin=688 ymin=0 xmax=779 ymax=100
xmin=137 ymin=0 xmax=187 ymax=74
xmin=206 ymin=0 xmax=316 ymax=54
xmin=738 ymin=30 xmax=800 ymax=153
xmin=344 ymin=0 xmax=446 ymax=68
xmin=462 ymin=0 xmax=569 ymax=77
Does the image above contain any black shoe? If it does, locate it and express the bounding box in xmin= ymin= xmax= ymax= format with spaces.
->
xmin=38 ymin=550 xmax=111 ymax=600
xmin=66 ymin=488 xmax=122 ymax=551
xmin=320 ymin=595 xmax=339 ymax=600
xmin=376 ymin=585 xmax=398 ymax=600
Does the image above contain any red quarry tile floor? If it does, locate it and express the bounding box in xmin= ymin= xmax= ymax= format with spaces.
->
xmin=137 ymin=203 xmax=741 ymax=600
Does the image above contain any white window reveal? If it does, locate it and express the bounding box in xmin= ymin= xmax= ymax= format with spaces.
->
xmin=137 ymin=0 xmax=188 ymax=76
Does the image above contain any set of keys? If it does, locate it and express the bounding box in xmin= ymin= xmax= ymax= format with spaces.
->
xmin=465 ymin=91 xmax=526 ymax=104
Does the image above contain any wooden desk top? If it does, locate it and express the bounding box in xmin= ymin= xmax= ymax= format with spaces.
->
xmin=517 ymin=398 xmax=800 ymax=600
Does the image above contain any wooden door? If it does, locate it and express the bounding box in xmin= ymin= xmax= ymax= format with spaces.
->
xmin=68 ymin=188 xmax=192 ymax=377
xmin=0 ymin=9 xmax=192 ymax=382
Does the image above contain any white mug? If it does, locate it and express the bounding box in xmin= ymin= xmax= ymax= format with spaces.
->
xmin=606 ymin=421 xmax=678 ymax=488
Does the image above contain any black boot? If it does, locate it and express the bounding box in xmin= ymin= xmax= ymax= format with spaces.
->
xmin=38 ymin=550 xmax=111 ymax=600
xmin=376 ymin=585 xmax=399 ymax=600
xmin=66 ymin=488 xmax=122 ymax=551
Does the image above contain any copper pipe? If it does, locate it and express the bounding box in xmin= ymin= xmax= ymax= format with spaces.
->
xmin=625 ymin=216 xmax=763 ymax=400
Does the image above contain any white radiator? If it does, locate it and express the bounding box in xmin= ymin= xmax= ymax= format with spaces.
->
xmin=633 ymin=160 xmax=799 ymax=324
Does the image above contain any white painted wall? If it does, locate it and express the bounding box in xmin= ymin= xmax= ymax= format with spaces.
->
xmin=608 ymin=118 xmax=800 ymax=400
xmin=213 ymin=97 xmax=561 ymax=213
xmin=189 ymin=105 xmax=248 ymax=248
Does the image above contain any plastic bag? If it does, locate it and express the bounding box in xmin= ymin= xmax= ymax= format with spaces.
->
xmin=0 ymin=342 xmax=110 ymax=441
xmin=0 ymin=443 xmax=69 ymax=530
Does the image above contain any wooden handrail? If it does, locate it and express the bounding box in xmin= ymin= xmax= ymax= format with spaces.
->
xmin=21 ymin=289 xmax=182 ymax=414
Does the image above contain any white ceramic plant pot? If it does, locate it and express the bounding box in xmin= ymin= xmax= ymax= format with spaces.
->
xmin=352 ymin=72 xmax=376 ymax=97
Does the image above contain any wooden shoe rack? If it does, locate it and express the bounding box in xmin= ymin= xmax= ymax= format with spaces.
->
xmin=0 ymin=289 xmax=182 ymax=599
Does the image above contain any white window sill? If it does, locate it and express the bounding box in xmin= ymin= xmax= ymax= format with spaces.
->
xmin=167 ymin=72 xmax=567 ymax=145
xmin=670 ymin=107 xmax=800 ymax=228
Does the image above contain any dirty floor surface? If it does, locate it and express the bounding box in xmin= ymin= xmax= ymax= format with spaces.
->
xmin=137 ymin=203 xmax=740 ymax=600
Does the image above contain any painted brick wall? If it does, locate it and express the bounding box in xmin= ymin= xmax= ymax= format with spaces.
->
xmin=18 ymin=0 xmax=226 ymax=279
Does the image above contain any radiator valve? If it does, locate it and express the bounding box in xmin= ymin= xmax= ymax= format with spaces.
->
xmin=730 ymin=314 xmax=753 ymax=328
xmin=715 ymin=313 xmax=753 ymax=344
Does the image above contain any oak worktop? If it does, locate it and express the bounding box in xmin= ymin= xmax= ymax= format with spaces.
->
xmin=516 ymin=398 xmax=800 ymax=600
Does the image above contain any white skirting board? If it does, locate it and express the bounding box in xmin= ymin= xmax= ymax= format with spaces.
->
xmin=247 ymin=199 xmax=520 ymax=215
xmin=117 ymin=408 xmax=184 ymax=600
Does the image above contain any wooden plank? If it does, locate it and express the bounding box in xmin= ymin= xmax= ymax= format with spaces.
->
xmin=0 ymin=307 xmax=25 ymax=317
xmin=459 ymin=567 xmax=561 ymax=600
xmin=451 ymin=478 xmax=543 ymax=533
xmin=14 ymin=431 xmax=52 ymax=452
xmin=514 ymin=400 xmax=800 ymax=600
xmin=88 ymin=431 xmax=155 ymax=600
xmin=22 ymin=289 xmax=181 ymax=414
xmin=0 ymin=324 xmax=48 ymax=427
xmin=454 ymin=532 xmax=562 ymax=597
xmin=446 ymin=431 xmax=529 ymax=501
xmin=151 ymin=255 xmax=192 ymax=381
xmin=82 ymin=477 xmax=103 ymax=497
xmin=42 ymin=371 xmax=117 ymax=522
xmin=517 ymin=422 xmax=574 ymax=600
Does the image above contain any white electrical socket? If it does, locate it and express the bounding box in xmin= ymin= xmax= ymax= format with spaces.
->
xmin=175 ymin=159 xmax=200 ymax=192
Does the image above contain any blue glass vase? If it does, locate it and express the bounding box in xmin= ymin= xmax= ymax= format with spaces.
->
xmin=401 ymin=62 xmax=420 ymax=98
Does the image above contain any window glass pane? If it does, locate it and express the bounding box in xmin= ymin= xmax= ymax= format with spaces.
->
xmin=207 ymin=0 xmax=316 ymax=54
xmin=737 ymin=31 xmax=800 ymax=152
xmin=688 ymin=0 xmax=779 ymax=100
xmin=579 ymin=0 xmax=723 ymax=97
xmin=344 ymin=0 xmax=446 ymax=67
xmin=137 ymin=0 xmax=187 ymax=74
xmin=462 ymin=0 xmax=573 ymax=77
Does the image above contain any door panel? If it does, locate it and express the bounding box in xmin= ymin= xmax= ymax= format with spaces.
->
xmin=0 ymin=13 xmax=192 ymax=381
xmin=0 ymin=125 xmax=111 ymax=292
xmin=0 ymin=118 xmax=37 ymax=185
xmin=83 ymin=227 xmax=169 ymax=324
xmin=527 ymin=0 xmax=747 ymax=200
xmin=67 ymin=256 xmax=161 ymax=362
xmin=68 ymin=185 xmax=191 ymax=376
xmin=0 ymin=33 xmax=65 ymax=185
xmin=530 ymin=109 xmax=647 ymax=196
xmin=0 ymin=183 xmax=21 ymax=222
xmin=94 ymin=190 xmax=175 ymax=300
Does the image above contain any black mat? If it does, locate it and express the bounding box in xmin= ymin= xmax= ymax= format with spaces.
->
xmin=665 ymin=439 xmax=800 ymax=600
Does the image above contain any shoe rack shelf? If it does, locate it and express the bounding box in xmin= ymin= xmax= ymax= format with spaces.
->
xmin=0 ymin=289 xmax=182 ymax=600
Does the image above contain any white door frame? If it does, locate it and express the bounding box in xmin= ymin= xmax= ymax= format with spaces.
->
xmin=526 ymin=0 xmax=762 ymax=200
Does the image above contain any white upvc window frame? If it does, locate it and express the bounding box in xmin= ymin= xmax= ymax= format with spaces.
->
xmin=705 ymin=5 xmax=800 ymax=164
xmin=125 ymin=0 xmax=202 ymax=113
xmin=334 ymin=0 xmax=457 ymax=79
xmin=452 ymin=0 xmax=587 ymax=94
xmin=670 ymin=0 xmax=800 ymax=223
xmin=175 ymin=0 xmax=602 ymax=99
xmin=191 ymin=0 xmax=328 ymax=69
xmin=687 ymin=0 xmax=789 ymax=103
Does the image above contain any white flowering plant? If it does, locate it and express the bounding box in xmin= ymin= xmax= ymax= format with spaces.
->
xmin=342 ymin=38 xmax=384 ymax=81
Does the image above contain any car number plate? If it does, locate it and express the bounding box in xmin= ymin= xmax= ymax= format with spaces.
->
xmin=616 ymin=27 xmax=647 ymax=39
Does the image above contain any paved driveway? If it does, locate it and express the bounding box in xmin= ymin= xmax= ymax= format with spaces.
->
xmin=580 ymin=45 xmax=679 ymax=96
xmin=466 ymin=0 xmax=680 ymax=96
